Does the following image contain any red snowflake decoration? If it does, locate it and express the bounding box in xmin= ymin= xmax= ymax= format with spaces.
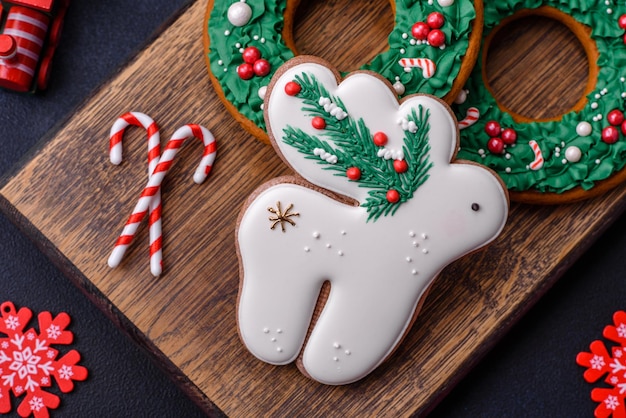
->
xmin=577 ymin=311 xmax=626 ymax=418
xmin=0 ymin=301 xmax=87 ymax=417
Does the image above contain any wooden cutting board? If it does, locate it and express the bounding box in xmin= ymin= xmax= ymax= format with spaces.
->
xmin=1 ymin=0 xmax=624 ymax=415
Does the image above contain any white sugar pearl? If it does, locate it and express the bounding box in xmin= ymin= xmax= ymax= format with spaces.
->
xmin=576 ymin=121 xmax=592 ymax=137
xmin=258 ymin=85 xmax=267 ymax=99
xmin=227 ymin=2 xmax=252 ymax=27
xmin=438 ymin=0 xmax=455 ymax=5
xmin=393 ymin=81 xmax=405 ymax=96
xmin=565 ymin=146 xmax=582 ymax=163
xmin=454 ymin=89 xmax=468 ymax=104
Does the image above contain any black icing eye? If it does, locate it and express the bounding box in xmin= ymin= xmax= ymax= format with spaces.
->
xmin=471 ymin=203 xmax=480 ymax=212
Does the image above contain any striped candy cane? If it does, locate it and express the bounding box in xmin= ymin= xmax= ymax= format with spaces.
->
xmin=458 ymin=107 xmax=480 ymax=130
xmin=528 ymin=140 xmax=544 ymax=171
xmin=109 ymin=112 xmax=164 ymax=276
xmin=398 ymin=58 xmax=437 ymax=79
xmin=108 ymin=124 xmax=217 ymax=273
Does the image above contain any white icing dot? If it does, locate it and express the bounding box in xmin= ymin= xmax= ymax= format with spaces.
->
xmin=341 ymin=230 xmax=347 ymax=236
xmin=345 ymin=350 xmax=351 ymax=355
xmin=410 ymin=39 xmax=416 ymax=45
xmin=596 ymin=159 xmax=602 ymax=164
xmin=421 ymin=233 xmax=428 ymax=239
xmin=239 ymin=48 xmax=244 ymax=53
xmin=260 ymin=37 xmax=266 ymax=43
xmin=313 ymin=231 xmax=320 ymax=239
xmin=271 ymin=337 xmax=276 ymax=342
xmin=333 ymin=357 xmax=339 ymax=362
xmin=621 ymin=77 xmax=625 ymax=83
xmin=217 ymin=60 xmax=223 ymax=65
xmin=555 ymin=152 xmax=560 ymax=158
xmin=505 ymin=153 xmax=511 ymax=160
xmin=223 ymin=68 xmax=228 ymax=72
xmin=607 ymin=8 xmax=613 ymax=14
xmin=591 ymin=102 xmax=598 ymax=109
xmin=422 ymin=248 xmax=429 ymax=254
xmin=253 ymin=35 xmax=259 ymax=40
xmin=277 ymin=329 xmax=282 ymax=334
xmin=478 ymin=148 xmax=485 ymax=155
xmin=400 ymin=48 xmax=406 ymax=54
xmin=413 ymin=241 xmax=419 ymax=247
xmin=263 ymin=328 xmax=269 ymax=333
xmin=337 ymin=250 xmax=344 ymax=256
xmin=224 ymin=30 xmax=231 ymax=36
xmin=622 ymin=92 xmax=626 ymax=98
xmin=595 ymin=94 xmax=601 ymax=99
xmin=576 ymin=121 xmax=592 ymax=137
xmin=505 ymin=167 xmax=512 ymax=173
xmin=333 ymin=343 xmax=340 ymax=349
xmin=258 ymin=85 xmax=267 ymax=99
xmin=409 ymin=231 xmax=416 ymax=237
xmin=437 ymin=0 xmax=455 ymax=6
xmin=402 ymin=33 xmax=408 ymax=39
xmin=326 ymin=243 xmax=331 ymax=249
xmin=562 ymin=158 xmax=567 ymax=164
xmin=304 ymin=246 xmax=310 ymax=252
xmin=602 ymin=88 xmax=608 ymax=94
xmin=235 ymin=42 xmax=241 ymax=48
xmin=565 ymin=146 xmax=582 ymax=163
xmin=227 ymin=2 xmax=252 ymax=27
xmin=277 ymin=347 xmax=283 ymax=352
xmin=406 ymin=257 xmax=412 ymax=262
xmin=412 ymin=269 xmax=418 ymax=275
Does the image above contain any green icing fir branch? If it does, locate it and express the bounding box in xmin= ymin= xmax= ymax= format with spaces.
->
xmin=282 ymin=72 xmax=433 ymax=221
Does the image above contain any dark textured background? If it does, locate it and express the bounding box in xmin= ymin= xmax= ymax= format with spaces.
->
xmin=0 ymin=1 xmax=623 ymax=416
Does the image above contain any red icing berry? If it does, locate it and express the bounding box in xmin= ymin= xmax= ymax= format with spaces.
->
xmin=312 ymin=116 xmax=326 ymax=130
xmin=393 ymin=159 xmax=408 ymax=173
xmin=427 ymin=29 xmax=445 ymax=47
xmin=253 ymin=59 xmax=271 ymax=77
xmin=285 ymin=81 xmax=301 ymax=96
xmin=373 ymin=131 xmax=388 ymax=146
xmin=386 ymin=189 xmax=400 ymax=203
xmin=411 ymin=22 xmax=430 ymax=40
xmin=621 ymin=120 xmax=626 ymax=136
xmin=346 ymin=167 xmax=361 ymax=180
xmin=608 ymin=109 xmax=625 ymax=126
xmin=242 ymin=46 xmax=261 ymax=64
xmin=487 ymin=137 xmax=505 ymax=154
xmin=484 ymin=120 xmax=501 ymax=137
xmin=602 ymin=126 xmax=620 ymax=144
xmin=427 ymin=12 xmax=445 ymax=29
xmin=237 ymin=63 xmax=254 ymax=80
xmin=619 ymin=14 xmax=626 ymax=30
xmin=501 ymin=128 xmax=517 ymax=145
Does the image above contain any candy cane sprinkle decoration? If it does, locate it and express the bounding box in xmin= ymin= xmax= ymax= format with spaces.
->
xmin=108 ymin=124 xmax=217 ymax=274
xmin=458 ymin=107 xmax=480 ymax=130
xmin=528 ymin=140 xmax=544 ymax=171
xmin=398 ymin=58 xmax=436 ymax=79
xmin=109 ymin=112 xmax=164 ymax=276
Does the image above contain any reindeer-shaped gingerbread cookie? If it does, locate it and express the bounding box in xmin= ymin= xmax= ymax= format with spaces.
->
xmin=236 ymin=57 xmax=509 ymax=385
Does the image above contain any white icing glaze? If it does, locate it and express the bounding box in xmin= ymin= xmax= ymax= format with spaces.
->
xmin=237 ymin=60 xmax=509 ymax=385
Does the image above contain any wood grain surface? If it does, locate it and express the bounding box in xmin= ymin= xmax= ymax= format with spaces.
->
xmin=1 ymin=1 xmax=625 ymax=416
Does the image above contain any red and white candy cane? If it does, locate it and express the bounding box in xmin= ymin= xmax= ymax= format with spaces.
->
xmin=108 ymin=124 xmax=217 ymax=274
xmin=458 ymin=107 xmax=480 ymax=130
xmin=108 ymin=112 xmax=164 ymax=276
xmin=398 ymin=58 xmax=436 ymax=79
xmin=528 ymin=140 xmax=544 ymax=171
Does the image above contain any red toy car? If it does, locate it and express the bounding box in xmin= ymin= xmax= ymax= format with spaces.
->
xmin=0 ymin=0 xmax=70 ymax=92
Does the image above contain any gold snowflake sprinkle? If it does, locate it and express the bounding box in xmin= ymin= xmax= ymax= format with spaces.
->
xmin=268 ymin=201 xmax=300 ymax=232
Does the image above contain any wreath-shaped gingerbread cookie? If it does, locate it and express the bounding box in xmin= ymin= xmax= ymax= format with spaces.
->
xmin=204 ymin=0 xmax=484 ymax=143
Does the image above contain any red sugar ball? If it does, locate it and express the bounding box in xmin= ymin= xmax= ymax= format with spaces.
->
xmin=427 ymin=12 xmax=445 ymax=29
xmin=487 ymin=137 xmax=505 ymax=154
xmin=373 ymin=131 xmax=388 ymax=146
xmin=621 ymin=120 xmax=626 ymax=136
xmin=484 ymin=120 xmax=501 ymax=137
xmin=602 ymin=126 xmax=620 ymax=144
xmin=501 ymin=128 xmax=517 ymax=145
xmin=411 ymin=22 xmax=430 ymax=40
xmin=619 ymin=14 xmax=626 ymax=30
xmin=284 ymin=81 xmax=301 ymax=96
xmin=608 ymin=109 xmax=625 ymax=126
xmin=427 ymin=29 xmax=445 ymax=47
xmin=253 ymin=59 xmax=271 ymax=77
xmin=386 ymin=189 xmax=400 ymax=203
xmin=346 ymin=167 xmax=361 ymax=181
xmin=237 ymin=63 xmax=254 ymax=80
xmin=242 ymin=46 xmax=262 ymax=64
xmin=393 ymin=159 xmax=408 ymax=173
xmin=312 ymin=116 xmax=326 ymax=130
